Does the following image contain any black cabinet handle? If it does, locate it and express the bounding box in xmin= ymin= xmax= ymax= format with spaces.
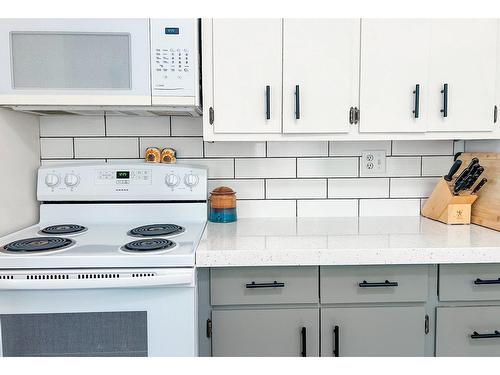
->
xmin=413 ymin=84 xmax=420 ymax=119
xmin=245 ymin=281 xmax=285 ymax=289
xmin=301 ymin=327 xmax=307 ymax=357
xmin=471 ymin=330 xmax=500 ymax=339
xmin=295 ymin=85 xmax=300 ymax=120
xmin=440 ymin=83 xmax=448 ymax=118
xmin=265 ymin=85 xmax=271 ymax=120
xmin=358 ymin=280 xmax=399 ymax=288
xmin=333 ymin=325 xmax=339 ymax=357
xmin=474 ymin=278 xmax=500 ymax=285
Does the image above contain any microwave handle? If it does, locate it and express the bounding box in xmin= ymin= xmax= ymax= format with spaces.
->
xmin=0 ymin=271 xmax=193 ymax=290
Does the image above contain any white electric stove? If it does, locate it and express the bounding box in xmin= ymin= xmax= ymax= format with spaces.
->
xmin=0 ymin=162 xmax=207 ymax=357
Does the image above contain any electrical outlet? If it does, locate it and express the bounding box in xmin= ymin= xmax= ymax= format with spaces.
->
xmin=361 ymin=150 xmax=386 ymax=174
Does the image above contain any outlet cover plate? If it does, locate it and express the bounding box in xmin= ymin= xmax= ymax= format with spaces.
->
xmin=361 ymin=150 xmax=386 ymax=174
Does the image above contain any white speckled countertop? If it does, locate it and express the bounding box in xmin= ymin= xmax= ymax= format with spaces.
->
xmin=195 ymin=217 xmax=500 ymax=267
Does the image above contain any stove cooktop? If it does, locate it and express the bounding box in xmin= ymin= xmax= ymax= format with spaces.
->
xmin=0 ymin=221 xmax=206 ymax=269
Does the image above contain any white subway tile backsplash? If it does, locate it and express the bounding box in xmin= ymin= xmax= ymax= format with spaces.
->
xmin=392 ymin=140 xmax=454 ymax=155
xmin=106 ymin=116 xmax=170 ymax=136
xmin=40 ymin=138 xmax=73 ymax=159
xmin=139 ymin=137 xmax=203 ymax=158
xmin=266 ymin=179 xmax=326 ymax=199
xmin=360 ymin=157 xmax=421 ymax=177
xmin=329 ymin=141 xmax=391 ymax=156
xmin=40 ymin=116 xmax=105 ymax=137
xmin=421 ymin=156 xmax=454 ymax=177
xmin=297 ymin=199 xmax=358 ymax=217
xmin=235 ymin=158 xmax=296 ymax=178
xmin=267 ymin=141 xmax=328 ymax=157
xmin=74 ymin=137 xmax=138 ymax=159
xmin=39 ymin=115 xmax=475 ymax=219
xmin=328 ymin=178 xmax=389 ymax=198
xmin=465 ymin=140 xmax=500 ymax=152
xmin=204 ymin=141 xmax=266 ymax=158
xmin=171 ymin=117 xmax=203 ymax=136
xmin=208 ymin=179 xmax=265 ymax=199
xmin=359 ymin=199 xmax=421 ymax=216
xmin=177 ymin=158 xmax=234 ymax=179
xmin=41 ymin=159 xmax=105 ymax=165
xmin=297 ymin=157 xmax=358 ymax=178
xmin=237 ymin=200 xmax=296 ymax=218
xmin=390 ymin=177 xmax=439 ymax=198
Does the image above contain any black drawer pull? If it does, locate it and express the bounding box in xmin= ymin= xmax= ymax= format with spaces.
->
xmin=245 ymin=281 xmax=285 ymax=289
xmin=474 ymin=278 xmax=500 ymax=285
xmin=301 ymin=327 xmax=307 ymax=357
xmin=412 ymin=84 xmax=420 ymax=119
xmin=440 ymin=83 xmax=448 ymax=118
xmin=265 ymin=85 xmax=271 ymax=120
xmin=333 ymin=325 xmax=339 ymax=357
xmin=471 ymin=330 xmax=500 ymax=339
xmin=358 ymin=280 xmax=399 ymax=288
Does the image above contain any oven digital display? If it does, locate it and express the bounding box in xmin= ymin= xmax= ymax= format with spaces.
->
xmin=116 ymin=171 xmax=130 ymax=179
xmin=165 ymin=27 xmax=180 ymax=35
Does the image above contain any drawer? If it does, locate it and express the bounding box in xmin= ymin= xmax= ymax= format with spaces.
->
xmin=436 ymin=306 xmax=500 ymax=356
xmin=210 ymin=266 xmax=318 ymax=306
xmin=320 ymin=265 xmax=429 ymax=304
xmin=440 ymin=264 xmax=500 ymax=302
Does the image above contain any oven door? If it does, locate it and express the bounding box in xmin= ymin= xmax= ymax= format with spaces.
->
xmin=0 ymin=268 xmax=196 ymax=357
xmin=0 ymin=19 xmax=151 ymax=106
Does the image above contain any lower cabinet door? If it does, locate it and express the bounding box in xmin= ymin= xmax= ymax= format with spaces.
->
xmin=212 ymin=308 xmax=319 ymax=357
xmin=321 ymin=306 xmax=426 ymax=357
xmin=436 ymin=306 xmax=500 ymax=356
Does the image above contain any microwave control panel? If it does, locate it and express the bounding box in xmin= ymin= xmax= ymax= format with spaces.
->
xmin=150 ymin=19 xmax=198 ymax=98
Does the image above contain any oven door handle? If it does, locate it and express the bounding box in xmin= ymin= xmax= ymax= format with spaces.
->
xmin=0 ymin=270 xmax=194 ymax=290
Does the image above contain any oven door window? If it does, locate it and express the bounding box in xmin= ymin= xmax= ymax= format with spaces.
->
xmin=10 ymin=32 xmax=131 ymax=90
xmin=0 ymin=312 xmax=147 ymax=357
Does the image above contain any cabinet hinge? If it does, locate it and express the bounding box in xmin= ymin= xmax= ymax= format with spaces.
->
xmin=206 ymin=318 xmax=212 ymax=338
xmin=424 ymin=314 xmax=430 ymax=335
xmin=494 ymin=105 xmax=498 ymax=124
xmin=349 ymin=107 xmax=360 ymax=125
xmin=209 ymin=107 xmax=215 ymax=125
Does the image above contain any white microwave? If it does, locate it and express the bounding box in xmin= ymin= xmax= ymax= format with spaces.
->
xmin=0 ymin=19 xmax=201 ymax=115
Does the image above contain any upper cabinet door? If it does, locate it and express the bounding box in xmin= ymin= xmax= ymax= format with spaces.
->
xmin=359 ymin=19 xmax=431 ymax=133
xmin=282 ymin=19 xmax=360 ymax=134
xmin=427 ymin=19 xmax=498 ymax=132
xmin=211 ymin=19 xmax=282 ymax=134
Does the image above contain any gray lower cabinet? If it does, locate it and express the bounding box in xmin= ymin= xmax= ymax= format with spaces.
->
xmin=212 ymin=308 xmax=319 ymax=357
xmin=436 ymin=306 xmax=500 ymax=356
xmin=321 ymin=306 xmax=427 ymax=357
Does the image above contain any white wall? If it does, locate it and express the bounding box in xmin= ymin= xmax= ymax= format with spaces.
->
xmin=0 ymin=108 xmax=39 ymax=236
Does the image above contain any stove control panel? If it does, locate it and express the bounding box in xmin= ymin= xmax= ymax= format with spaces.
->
xmin=38 ymin=163 xmax=207 ymax=201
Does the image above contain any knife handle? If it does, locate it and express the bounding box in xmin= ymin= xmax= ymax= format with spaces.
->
xmin=454 ymin=158 xmax=480 ymax=186
xmin=463 ymin=166 xmax=484 ymax=190
xmin=444 ymin=160 xmax=462 ymax=181
xmin=472 ymin=178 xmax=488 ymax=194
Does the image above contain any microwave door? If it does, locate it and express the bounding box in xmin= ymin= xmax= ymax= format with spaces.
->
xmin=0 ymin=19 xmax=151 ymax=106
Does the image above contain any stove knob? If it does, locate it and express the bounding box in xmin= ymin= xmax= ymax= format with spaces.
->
xmin=64 ymin=173 xmax=80 ymax=187
xmin=184 ymin=173 xmax=199 ymax=188
xmin=45 ymin=173 xmax=60 ymax=187
xmin=165 ymin=173 xmax=180 ymax=187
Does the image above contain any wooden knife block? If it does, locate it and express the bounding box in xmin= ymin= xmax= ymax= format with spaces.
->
xmin=422 ymin=178 xmax=478 ymax=225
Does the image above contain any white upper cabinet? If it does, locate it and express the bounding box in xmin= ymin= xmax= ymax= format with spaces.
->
xmin=427 ymin=19 xmax=498 ymax=132
xmin=359 ymin=19 xmax=431 ymax=133
xmin=282 ymin=19 xmax=360 ymax=133
xmin=211 ymin=19 xmax=282 ymax=134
